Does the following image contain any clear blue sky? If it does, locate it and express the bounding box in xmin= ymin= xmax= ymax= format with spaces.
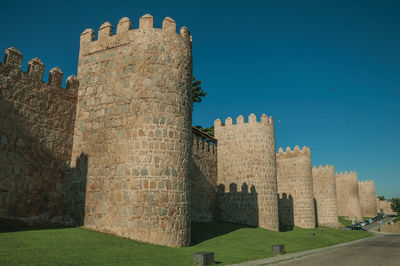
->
xmin=1 ymin=0 xmax=399 ymax=198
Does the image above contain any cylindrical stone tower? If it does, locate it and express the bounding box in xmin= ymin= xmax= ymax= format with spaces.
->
xmin=276 ymin=146 xmax=316 ymax=229
xmin=312 ymin=165 xmax=339 ymax=227
xmin=71 ymin=15 xmax=193 ymax=247
xmin=358 ymin=180 xmax=377 ymax=218
xmin=214 ymin=114 xmax=279 ymax=231
xmin=335 ymin=171 xmax=362 ymax=220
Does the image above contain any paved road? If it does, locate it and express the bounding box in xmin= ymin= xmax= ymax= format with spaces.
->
xmin=364 ymin=216 xmax=394 ymax=231
xmin=275 ymin=234 xmax=400 ymax=266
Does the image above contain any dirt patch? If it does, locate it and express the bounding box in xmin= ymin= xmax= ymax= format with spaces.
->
xmin=381 ymin=221 xmax=400 ymax=233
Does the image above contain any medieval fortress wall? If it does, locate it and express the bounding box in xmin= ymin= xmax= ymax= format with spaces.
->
xmin=377 ymin=198 xmax=396 ymax=215
xmin=276 ymin=146 xmax=316 ymax=229
xmin=312 ymin=165 xmax=339 ymax=227
xmin=214 ymin=114 xmax=279 ymax=231
xmin=358 ymin=180 xmax=377 ymax=218
xmin=191 ymin=128 xmax=218 ymax=222
xmin=0 ymin=48 xmax=85 ymax=224
xmin=0 ymin=13 xmax=385 ymax=247
xmin=71 ymin=15 xmax=193 ymax=247
xmin=335 ymin=171 xmax=363 ymax=220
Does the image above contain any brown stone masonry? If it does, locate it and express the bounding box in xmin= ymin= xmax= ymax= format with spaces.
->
xmin=71 ymin=15 xmax=193 ymax=247
xmin=191 ymin=127 xmax=217 ymax=222
xmin=0 ymin=48 xmax=85 ymax=225
xmin=214 ymin=114 xmax=279 ymax=231
xmin=377 ymin=198 xmax=396 ymax=215
xmin=312 ymin=165 xmax=339 ymax=227
xmin=276 ymin=146 xmax=316 ymax=229
xmin=335 ymin=171 xmax=362 ymax=220
xmin=358 ymin=180 xmax=377 ymax=218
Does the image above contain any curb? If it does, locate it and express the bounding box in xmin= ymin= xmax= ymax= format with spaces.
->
xmin=229 ymin=234 xmax=381 ymax=266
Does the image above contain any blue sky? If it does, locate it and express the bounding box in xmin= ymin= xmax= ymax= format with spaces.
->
xmin=1 ymin=0 xmax=399 ymax=198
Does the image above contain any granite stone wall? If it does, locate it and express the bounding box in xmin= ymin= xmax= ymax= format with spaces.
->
xmin=191 ymin=129 xmax=217 ymax=222
xmin=0 ymin=47 xmax=85 ymax=225
xmin=335 ymin=171 xmax=362 ymax=220
xmin=216 ymin=182 xmax=259 ymax=226
xmin=358 ymin=180 xmax=377 ymax=218
xmin=312 ymin=165 xmax=339 ymax=227
xmin=377 ymin=199 xmax=396 ymax=215
xmin=214 ymin=114 xmax=279 ymax=231
xmin=276 ymin=146 xmax=316 ymax=229
xmin=71 ymin=15 xmax=193 ymax=247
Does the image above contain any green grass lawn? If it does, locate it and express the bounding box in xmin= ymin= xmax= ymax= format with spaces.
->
xmin=338 ymin=216 xmax=354 ymax=227
xmin=0 ymin=221 xmax=372 ymax=265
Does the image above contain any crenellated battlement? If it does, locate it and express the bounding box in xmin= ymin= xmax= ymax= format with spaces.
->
xmin=80 ymin=14 xmax=191 ymax=48
xmin=312 ymin=164 xmax=334 ymax=170
xmin=214 ymin=113 xmax=274 ymax=127
xmin=335 ymin=171 xmax=356 ymax=176
xmin=193 ymin=134 xmax=217 ymax=155
xmin=358 ymin=180 xmax=375 ymax=184
xmin=276 ymin=145 xmax=311 ymax=159
xmin=1 ymin=47 xmax=79 ymax=92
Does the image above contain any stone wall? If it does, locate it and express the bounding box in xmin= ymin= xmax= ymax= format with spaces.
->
xmin=214 ymin=114 xmax=279 ymax=231
xmin=276 ymin=146 xmax=316 ymax=229
xmin=358 ymin=180 xmax=377 ymax=218
xmin=0 ymin=47 xmax=85 ymax=225
xmin=191 ymin=128 xmax=217 ymax=222
xmin=216 ymin=183 xmax=259 ymax=226
xmin=312 ymin=165 xmax=339 ymax=227
xmin=335 ymin=171 xmax=362 ymax=220
xmin=377 ymin=199 xmax=396 ymax=215
xmin=71 ymin=15 xmax=193 ymax=247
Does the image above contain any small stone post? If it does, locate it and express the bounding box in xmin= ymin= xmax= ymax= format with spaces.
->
xmin=194 ymin=252 xmax=214 ymax=266
xmin=272 ymin=244 xmax=285 ymax=255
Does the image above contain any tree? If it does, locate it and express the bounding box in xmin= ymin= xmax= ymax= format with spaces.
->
xmin=192 ymin=77 xmax=207 ymax=104
xmin=391 ymin=198 xmax=400 ymax=215
xmin=378 ymin=196 xmax=385 ymax=200
xmin=194 ymin=126 xmax=214 ymax=136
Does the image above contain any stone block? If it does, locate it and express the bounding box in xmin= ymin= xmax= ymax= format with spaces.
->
xmin=194 ymin=252 xmax=214 ymax=266
xmin=272 ymin=244 xmax=285 ymax=255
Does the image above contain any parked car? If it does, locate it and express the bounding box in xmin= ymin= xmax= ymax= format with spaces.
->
xmin=352 ymin=225 xmax=367 ymax=231
xmin=360 ymin=222 xmax=366 ymax=226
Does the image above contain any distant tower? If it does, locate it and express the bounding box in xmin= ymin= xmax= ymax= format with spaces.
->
xmin=335 ymin=171 xmax=362 ymax=220
xmin=214 ymin=114 xmax=279 ymax=231
xmin=358 ymin=180 xmax=377 ymax=218
xmin=71 ymin=15 xmax=193 ymax=247
xmin=276 ymin=146 xmax=316 ymax=229
xmin=312 ymin=165 xmax=339 ymax=227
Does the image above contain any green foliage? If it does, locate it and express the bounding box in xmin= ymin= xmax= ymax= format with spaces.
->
xmin=378 ymin=195 xmax=385 ymax=200
xmin=192 ymin=76 xmax=207 ymax=104
xmin=194 ymin=125 xmax=214 ymax=136
xmin=391 ymin=198 xmax=400 ymax=214
xmin=0 ymin=222 xmax=371 ymax=265
xmin=393 ymin=217 xmax=400 ymax=223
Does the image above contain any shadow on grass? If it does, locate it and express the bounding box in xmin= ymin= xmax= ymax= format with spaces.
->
xmin=191 ymin=221 xmax=253 ymax=245
xmin=0 ymin=218 xmax=77 ymax=233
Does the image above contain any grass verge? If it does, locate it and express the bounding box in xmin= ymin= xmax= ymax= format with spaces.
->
xmin=338 ymin=216 xmax=354 ymax=227
xmin=0 ymin=221 xmax=372 ymax=265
